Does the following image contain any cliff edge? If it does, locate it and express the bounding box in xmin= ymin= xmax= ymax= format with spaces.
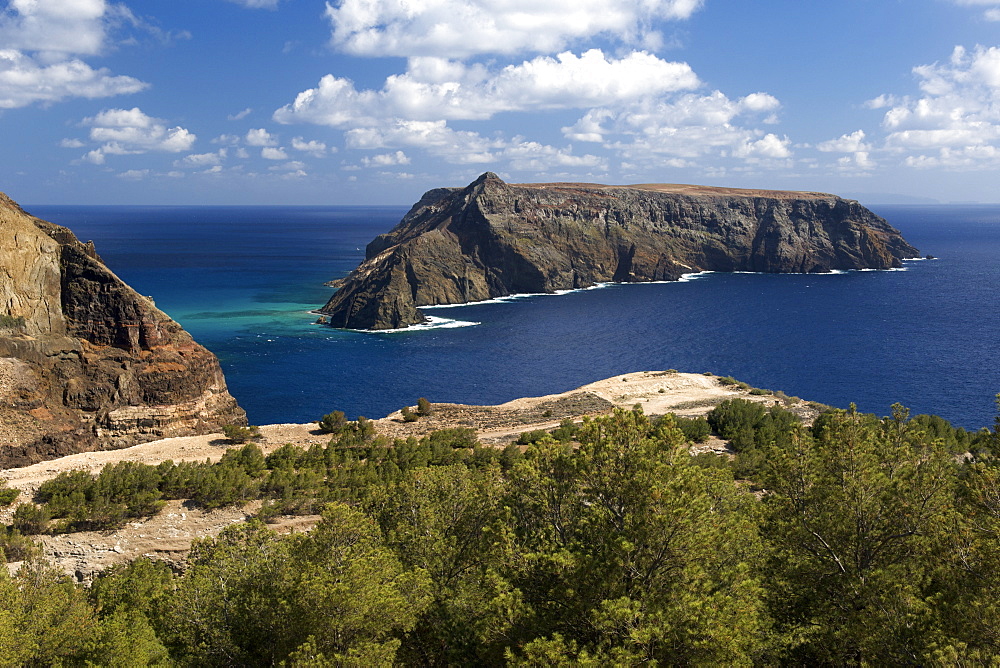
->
xmin=0 ymin=191 xmax=246 ymax=467
xmin=319 ymin=173 xmax=919 ymax=330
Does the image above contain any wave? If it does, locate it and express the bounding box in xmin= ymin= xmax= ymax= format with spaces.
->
xmin=422 ymin=283 xmax=615 ymax=309
xmin=338 ymin=264 xmax=913 ymax=329
xmin=353 ymin=315 xmax=481 ymax=334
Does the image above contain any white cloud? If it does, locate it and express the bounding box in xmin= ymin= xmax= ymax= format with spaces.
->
xmin=212 ymin=134 xmax=242 ymax=145
xmin=361 ymin=150 xmax=410 ymax=167
xmin=79 ymin=107 xmax=196 ymax=163
xmin=951 ymin=0 xmax=1000 ymax=20
xmin=261 ymin=146 xmax=288 ymax=159
xmin=836 ymin=151 xmax=875 ymax=171
xmin=228 ymin=107 xmax=252 ymax=120
xmin=0 ymin=49 xmax=147 ymax=108
xmin=733 ymin=133 xmax=792 ymax=159
xmin=292 ymin=137 xmax=329 ymax=157
xmin=246 ymin=128 xmax=277 ymax=146
xmin=275 ymin=50 xmax=699 ymax=125
xmin=816 ymin=130 xmax=871 ymax=153
xmin=502 ymin=141 xmax=606 ymax=171
xmin=176 ymin=149 xmax=227 ymax=167
xmin=60 ymin=138 xmax=85 ymax=148
xmin=325 ymin=0 xmax=703 ymax=58
xmin=117 ymin=168 xmax=149 ymax=180
xmin=871 ymin=45 xmax=1000 ymax=168
xmin=345 ymin=120 xmax=501 ymax=164
xmin=0 ymin=0 xmax=109 ymax=57
xmin=563 ymin=91 xmax=787 ymax=165
xmin=226 ymin=0 xmax=281 ymax=8
xmin=269 ymin=160 xmax=307 ymax=172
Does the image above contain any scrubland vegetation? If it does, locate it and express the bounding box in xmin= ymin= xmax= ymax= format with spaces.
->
xmin=2 ymin=397 xmax=1000 ymax=665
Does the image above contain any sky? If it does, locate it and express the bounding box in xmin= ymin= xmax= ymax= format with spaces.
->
xmin=3 ymin=0 xmax=1000 ymax=205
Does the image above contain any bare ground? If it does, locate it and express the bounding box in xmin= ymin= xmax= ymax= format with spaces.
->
xmin=2 ymin=371 xmax=818 ymax=580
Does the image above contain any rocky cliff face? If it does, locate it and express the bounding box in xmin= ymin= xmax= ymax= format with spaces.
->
xmin=320 ymin=173 xmax=919 ymax=330
xmin=0 ymin=192 xmax=246 ymax=467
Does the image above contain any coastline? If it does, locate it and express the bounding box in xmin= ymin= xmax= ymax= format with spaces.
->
xmin=322 ymin=262 xmax=925 ymax=333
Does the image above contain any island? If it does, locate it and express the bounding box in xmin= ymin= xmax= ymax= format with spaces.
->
xmin=0 ymin=191 xmax=246 ymax=467
xmin=319 ymin=172 xmax=919 ymax=330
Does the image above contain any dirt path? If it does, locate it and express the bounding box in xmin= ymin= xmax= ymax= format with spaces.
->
xmin=2 ymin=371 xmax=815 ymax=580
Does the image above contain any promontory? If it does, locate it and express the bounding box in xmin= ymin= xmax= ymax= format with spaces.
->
xmin=319 ymin=172 xmax=919 ymax=330
xmin=1 ymin=191 xmax=245 ymax=467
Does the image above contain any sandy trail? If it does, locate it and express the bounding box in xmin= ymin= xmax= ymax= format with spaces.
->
xmin=3 ymin=371 xmax=810 ymax=580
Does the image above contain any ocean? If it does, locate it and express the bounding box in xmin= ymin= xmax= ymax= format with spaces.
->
xmin=27 ymin=203 xmax=1000 ymax=432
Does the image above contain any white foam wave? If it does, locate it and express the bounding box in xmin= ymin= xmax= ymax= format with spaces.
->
xmin=423 ymin=282 xmax=615 ymax=309
xmin=355 ymin=315 xmax=481 ymax=333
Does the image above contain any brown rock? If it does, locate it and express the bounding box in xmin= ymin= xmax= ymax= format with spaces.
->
xmin=320 ymin=172 xmax=919 ymax=330
xmin=0 ymin=191 xmax=245 ymax=467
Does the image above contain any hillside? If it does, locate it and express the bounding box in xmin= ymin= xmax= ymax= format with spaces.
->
xmin=320 ymin=172 xmax=918 ymax=329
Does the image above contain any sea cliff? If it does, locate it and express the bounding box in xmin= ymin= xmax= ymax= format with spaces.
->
xmin=319 ymin=172 xmax=919 ymax=330
xmin=0 ymin=192 xmax=246 ymax=467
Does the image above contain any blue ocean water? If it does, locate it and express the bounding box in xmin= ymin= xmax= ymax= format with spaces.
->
xmin=27 ymin=203 xmax=1000 ymax=431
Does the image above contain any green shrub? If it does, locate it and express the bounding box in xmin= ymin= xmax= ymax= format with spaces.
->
xmin=417 ymin=397 xmax=433 ymax=417
xmin=550 ymin=418 xmax=579 ymax=442
xmin=0 ymin=481 xmax=20 ymax=507
xmin=318 ymin=410 xmax=347 ymax=434
xmin=401 ymin=406 xmax=419 ymax=422
xmin=749 ymin=388 xmax=770 ymax=396
xmin=670 ymin=414 xmax=712 ymax=443
xmin=516 ymin=429 xmax=550 ymax=446
xmin=12 ymin=503 xmax=49 ymax=535
xmin=223 ymin=424 xmax=260 ymax=444
xmin=0 ymin=526 xmax=38 ymax=562
xmin=0 ymin=314 xmax=26 ymax=329
xmin=220 ymin=444 xmax=267 ymax=477
xmin=424 ymin=428 xmax=478 ymax=450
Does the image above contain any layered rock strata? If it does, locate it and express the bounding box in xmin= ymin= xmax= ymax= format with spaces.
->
xmin=320 ymin=172 xmax=919 ymax=330
xmin=1 ymin=192 xmax=245 ymax=467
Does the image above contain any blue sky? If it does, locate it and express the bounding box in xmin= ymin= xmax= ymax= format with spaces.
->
xmin=3 ymin=0 xmax=1000 ymax=205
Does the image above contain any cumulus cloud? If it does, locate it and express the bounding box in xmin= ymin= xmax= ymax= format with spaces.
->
xmin=815 ymin=130 xmax=874 ymax=171
xmin=951 ymin=0 xmax=1000 ymax=20
xmin=562 ymin=91 xmax=786 ymax=165
xmin=817 ymin=130 xmax=871 ymax=153
xmin=261 ymin=146 xmax=289 ymax=159
xmin=117 ymin=168 xmax=149 ymax=180
xmin=275 ymin=50 xmax=699 ymax=125
xmin=345 ymin=120 xmax=501 ymax=163
xmin=79 ymin=107 xmax=196 ymax=163
xmin=0 ymin=49 xmax=147 ymax=108
xmin=246 ymin=128 xmax=278 ymax=146
xmin=175 ymin=149 xmax=227 ymax=167
xmin=325 ymin=0 xmax=703 ymax=58
xmin=870 ymin=45 xmax=1000 ymax=167
xmin=228 ymin=107 xmax=252 ymax=120
xmin=226 ymin=0 xmax=281 ymax=8
xmin=276 ymin=44 xmax=787 ymax=175
xmin=0 ymin=0 xmax=148 ymax=109
xmin=0 ymin=0 xmax=109 ymax=56
xmin=292 ymin=137 xmax=329 ymax=156
xmin=361 ymin=150 xmax=410 ymax=167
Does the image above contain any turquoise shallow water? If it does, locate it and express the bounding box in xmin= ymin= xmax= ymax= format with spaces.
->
xmin=28 ymin=203 xmax=1000 ymax=431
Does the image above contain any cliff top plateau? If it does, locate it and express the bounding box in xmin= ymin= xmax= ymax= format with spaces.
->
xmin=320 ymin=172 xmax=918 ymax=330
xmin=1 ymin=191 xmax=245 ymax=468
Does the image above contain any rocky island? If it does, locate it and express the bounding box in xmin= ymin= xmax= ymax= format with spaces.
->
xmin=0 ymin=192 xmax=245 ymax=467
xmin=319 ymin=172 xmax=919 ymax=330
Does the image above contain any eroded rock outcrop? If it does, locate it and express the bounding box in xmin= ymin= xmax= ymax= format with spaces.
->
xmin=1 ymin=192 xmax=245 ymax=467
xmin=320 ymin=173 xmax=919 ymax=330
